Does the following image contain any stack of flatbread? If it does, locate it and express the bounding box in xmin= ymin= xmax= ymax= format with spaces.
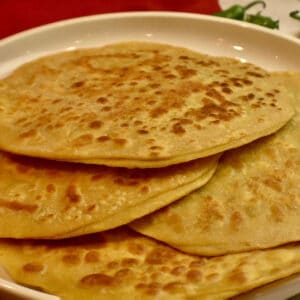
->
xmin=0 ymin=42 xmax=299 ymax=300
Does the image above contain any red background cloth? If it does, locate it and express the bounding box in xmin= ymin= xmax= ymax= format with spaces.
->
xmin=0 ymin=0 xmax=220 ymax=39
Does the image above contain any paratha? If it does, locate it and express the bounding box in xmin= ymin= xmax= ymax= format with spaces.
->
xmin=0 ymin=150 xmax=218 ymax=238
xmin=0 ymin=42 xmax=294 ymax=168
xmin=130 ymin=73 xmax=300 ymax=256
xmin=0 ymin=227 xmax=299 ymax=300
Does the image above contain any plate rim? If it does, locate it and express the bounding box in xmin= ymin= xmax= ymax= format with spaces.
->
xmin=1 ymin=11 xmax=300 ymax=47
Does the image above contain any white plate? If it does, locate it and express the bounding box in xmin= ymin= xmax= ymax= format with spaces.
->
xmin=0 ymin=11 xmax=299 ymax=300
xmin=0 ymin=11 xmax=300 ymax=77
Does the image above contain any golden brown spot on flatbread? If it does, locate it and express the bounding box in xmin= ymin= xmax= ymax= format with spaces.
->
xmin=230 ymin=211 xmax=243 ymax=230
xmin=150 ymin=107 xmax=168 ymax=118
xmin=222 ymin=87 xmax=233 ymax=94
xmin=137 ymin=129 xmax=149 ymax=135
xmin=150 ymin=151 xmax=160 ymax=157
xmin=158 ymin=266 xmax=170 ymax=273
xmin=15 ymin=117 xmax=28 ymax=124
xmin=59 ymin=106 xmax=72 ymax=113
xmin=86 ymin=204 xmax=96 ymax=212
xmin=46 ymin=184 xmax=56 ymax=193
xmin=113 ymin=138 xmax=127 ymax=146
xmin=263 ymin=176 xmax=282 ymax=192
xmin=22 ymin=262 xmax=44 ymax=273
xmin=140 ymin=185 xmax=150 ymax=194
xmin=62 ymin=254 xmax=81 ymax=265
xmin=121 ymin=258 xmax=139 ymax=267
xmin=163 ymin=281 xmax=184 ymax=293
xmin=84 ymin=251 xmax=100 ymax=263
xmin=114 ymin=268 xmax=134 ymax=281
xmin=134 ymin=120 xmax=143 ymax=126
xmin=175 ymin=65 xmax=197 ymax=79
xmin=227 ymin=155 xmax=243 ymax=170
xmin=72 ymin=134 xmax=93 ymax=147
xmin=171 ymin=123 xmax=186 ymax=135
xmin=205 ymin=273 xmax=220 ymax=281
xmin=145 ymin=247 xmax=176 ymax=265
xmin=65 ymin=185 xmax=81 ymax=203
xmin=170 ymin=266 xmax=187 ymax=276
xmin=228 ymin=269 xmax=248 ymax=284
xmin=127 ymin=242 xmax=145 ymax=255
xmin=150 ymin=272 xmax=162 ymax=281
xmin=97 ymin=136 xmax=110 ymax=142
xmin=106 ymin=261 xmax=119 ymax=269
xmin=102 ymin=106 xmax=111 ymax=112
xmin=71 ymin=81 xmax=85 ymax=88
xmin=186 ymin=270 xmax=203 ymax=282
xmin=165 ymin=211 xmax=184 ymax=233
xmin=246 ymin=71 xmax=265 ymax=78
xmin=0 ymin=200 xmax=38 ymax=213
xmin=80 ymin=273 xmax=116 ymax=287
xmin=199 ymin=196 xmax=224 ymax=230
xmin=19 ymin=129 xmax=37 ymax=138
xmin=135 ymin=283 xmax=147 ymax=290
xmin=150 ymin=146 xmax=163 ymax=150
xmin=271 ymin=204 xmax=284 ymax=222
xmin=52 ymin=99 xmax=62 ymax=104
xmin=89 ymin=120 xmax=103 ymax=129
xmin=189 ymin=260 xmax=206 ymax=268
xmin=144 ymin=283 xmax=162 ymax=296
xmin=113 ymin=177 xmax=139 ymax=187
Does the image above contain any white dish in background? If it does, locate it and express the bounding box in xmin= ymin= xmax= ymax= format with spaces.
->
xmin=0 ymin=11 xmax=299 ymax=300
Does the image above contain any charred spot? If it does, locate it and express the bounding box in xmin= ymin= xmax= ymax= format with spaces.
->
xmin=46 ymin=184 xmax=56 ymax=193
xmin=186 ymin=270 xmax=203 ymax=282
xmin=175 ymin=65 xmax=197 ymax=79
xmin=97 ymin=97 xmax=108 ymax=104
xmin=80 ymin=273 xmax=117 ymax=287
xmin=102 ymin=106 xmax=111 ymax=112
xmin=137 ymin=129 xmax=149 ymax=135
xmin=0 ymin=200 xmax=38 ymax=213
xmin=62 ymin=254 xmax=81 ymax=265
xmin=89 ymin=120 xmax=103 ymax=129
xmin=65 ymin=185 xmax=81 ymax=203
xmin=171 ymin=123 xmax=186 ymax=135
xmin=121 ymin=258 xmax=139 ymax=267
xmin=72 ymin=134 xmax=93 ymax=147
xmin=133 ymin=120 xmax=143 ymax=126
xmin=222 ymin=87 xmax=233 ymax=94
xmin=246 ymin=71 xmax=264 ymax=78
xmin=22 ymin=262 xmax=44 ymax=273
xmin=145 ymin=247 xmax=177 ymax=265
xmin=163 ymin=281 xmax=184 ymax=293
xmin=19 ymin=129 xmax=37 ymax=138
xmin=97 ymin=136 xmax=110 ymax=142
xmin=71 ymin=81 xmax=85 ymax=88
xmin=85 ymin=250 xmax=100 ymax=263
xmin=113 ymin=138 xmax=127 ymax=146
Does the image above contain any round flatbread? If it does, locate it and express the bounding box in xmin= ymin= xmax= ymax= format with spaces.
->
xmin=0 ymin=227 xmax=299 ymax=300
xmin=130 ymin=73 xmax=300 ymax=255
xmin=0 ymin=42 xmax=294 ymax=167
xmin=0 ymin=150 xmax=218 ymax=238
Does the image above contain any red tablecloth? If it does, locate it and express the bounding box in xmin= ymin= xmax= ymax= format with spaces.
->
xmin=0 ymin=0 xmax=221 ymax=39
